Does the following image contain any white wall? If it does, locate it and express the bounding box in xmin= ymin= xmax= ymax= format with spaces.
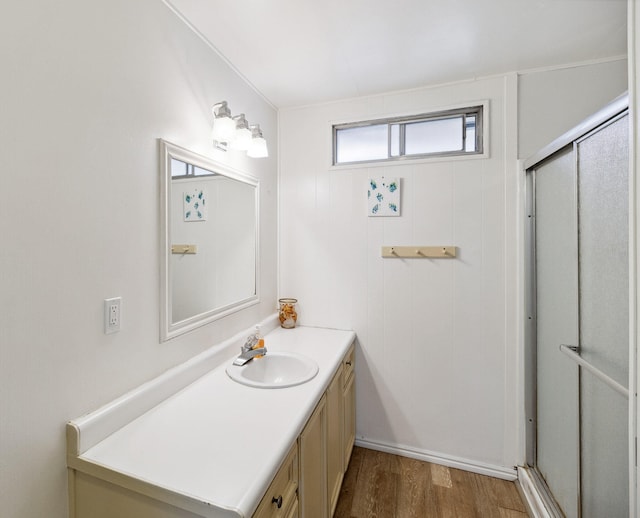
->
xmin=0 ymin=2 xmax=277 ymax=517
xmin=278 ymin=61 xmax=627 ymax=476
xmin=519 ymin=59 xmax=628 ymax=159
xmin=279 ymin=75 xmax=521 ymax=474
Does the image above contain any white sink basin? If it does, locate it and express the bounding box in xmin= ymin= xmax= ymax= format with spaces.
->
xmin=226 ymin=352 xmax=319 ymax=389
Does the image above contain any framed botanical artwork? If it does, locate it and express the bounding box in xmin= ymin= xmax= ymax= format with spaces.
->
xmin=367 ymin=176 xmax=400 ymax=217
xmin=183 ymin=188 xmax=208 ymax=221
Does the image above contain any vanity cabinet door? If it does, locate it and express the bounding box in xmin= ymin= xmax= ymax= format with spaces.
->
xmin=342 ymin=345 xmax=355 ymax=469
xmin=299 ymin=395 xmax=327 ymax=518
xmin=284 ymin=500 xmax=299 ymax=518
xmin=326 ymin=367 xmax=343 ymax=516
xmin=253 ymin=442 xmax=299 ymax=518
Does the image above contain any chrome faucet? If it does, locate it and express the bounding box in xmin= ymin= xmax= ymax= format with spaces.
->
xmin=233 ymin=336 xmax=267 ymax=366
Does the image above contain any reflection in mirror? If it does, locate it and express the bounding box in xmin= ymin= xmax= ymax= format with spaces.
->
xmin=160 ymin=139 xmax=259 ymax=341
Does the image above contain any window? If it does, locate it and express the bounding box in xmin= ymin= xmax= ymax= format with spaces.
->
xmin=333 ymin=105 xmax=483 ymax=165
xmin=170 ymin=158 xmax=217 ymax=178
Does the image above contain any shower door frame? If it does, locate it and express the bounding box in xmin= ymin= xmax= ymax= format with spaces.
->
xmin=522 ymin=93 xmax=636 ymax=517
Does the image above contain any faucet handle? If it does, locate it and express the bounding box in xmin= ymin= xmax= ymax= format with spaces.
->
xmin=242 ymin=335 xmax=258 ymax=351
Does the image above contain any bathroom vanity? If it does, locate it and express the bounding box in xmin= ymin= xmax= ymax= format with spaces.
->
xmin=66 ymin=324 xmax=356 ymax=518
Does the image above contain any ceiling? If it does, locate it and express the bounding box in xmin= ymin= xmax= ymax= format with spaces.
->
xmin=167 ymin=0 xmax=627 ymax=108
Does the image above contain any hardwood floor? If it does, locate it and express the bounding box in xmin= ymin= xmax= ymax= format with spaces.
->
xmin=334 ymin=447 xmax=529 ymax=518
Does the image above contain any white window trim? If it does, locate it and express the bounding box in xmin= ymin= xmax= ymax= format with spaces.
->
xmin=328 ymin=100 xmax=490 ymax=170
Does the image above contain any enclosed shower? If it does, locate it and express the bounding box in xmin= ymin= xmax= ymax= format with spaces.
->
xmin=524 ymin=95 xmax=631 ymax=517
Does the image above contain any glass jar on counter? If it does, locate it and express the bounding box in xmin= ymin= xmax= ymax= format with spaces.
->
xmin=278 ymin=298 xmax=298 ymax=329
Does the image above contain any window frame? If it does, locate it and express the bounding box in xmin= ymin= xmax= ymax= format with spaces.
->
xmin=332 ymin=104 xmax=485 ymax=166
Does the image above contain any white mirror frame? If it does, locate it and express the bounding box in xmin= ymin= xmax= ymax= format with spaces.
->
xmin=159 ymin=139 xmax=260 ymax=341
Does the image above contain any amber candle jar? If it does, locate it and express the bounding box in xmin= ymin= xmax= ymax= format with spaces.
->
xmin=278 ymin=298 xmax=298 ymax=329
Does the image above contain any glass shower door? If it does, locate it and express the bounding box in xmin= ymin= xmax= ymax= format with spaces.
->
xmin=535 ymin=145 xmax=580 ymax=518
xmin=576 ymin=114 xmax=629 ymax=518
xmin=531 ymin=112 xmax=629 ymax=517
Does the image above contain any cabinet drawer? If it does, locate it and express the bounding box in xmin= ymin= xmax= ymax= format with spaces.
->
xmin=342 ymin=344 xmax=355 ymax=385
xmin=253 ymin=442 xmax=299 ymax=518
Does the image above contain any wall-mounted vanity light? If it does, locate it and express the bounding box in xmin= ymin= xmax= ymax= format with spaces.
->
xmin=247 ymin=125 xmax=268 ymax=158
xmin=212 ymin=101 xmax=269 ymax=158
xmin=211 ymin=101 xmax=235 ymax=142
xmin=230 ymin=114 xmax=252 ymax=151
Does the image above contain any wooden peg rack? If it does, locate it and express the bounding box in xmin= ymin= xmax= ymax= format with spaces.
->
xmin=171 ymin=244 xmax=197 ymax=254
xmin=381 ymin=246 xmax=457 ymax=258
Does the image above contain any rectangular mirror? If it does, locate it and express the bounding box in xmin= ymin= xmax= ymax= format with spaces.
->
xmin=159 ymin=139 xmax=259 ymax=341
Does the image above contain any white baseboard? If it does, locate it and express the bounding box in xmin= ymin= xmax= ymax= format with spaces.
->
xmin=516 ymin=467 xmax=558 ymax=518
xmin=354 ymin=437 xmax=518 ymax=481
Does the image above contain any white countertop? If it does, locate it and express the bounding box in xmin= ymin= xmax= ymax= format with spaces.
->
xmin=70 ymin=325 xmax=355 ymax=518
